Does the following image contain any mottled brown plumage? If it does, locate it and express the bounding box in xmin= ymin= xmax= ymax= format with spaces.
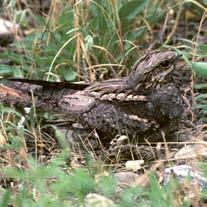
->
xmin=0 ymin=50 xmax=193 ymax=142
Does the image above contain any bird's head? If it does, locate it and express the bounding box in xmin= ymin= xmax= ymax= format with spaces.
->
xmin=126 ymin=50 xmax=182 ymax=90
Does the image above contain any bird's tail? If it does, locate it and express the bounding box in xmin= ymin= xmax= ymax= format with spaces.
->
xmin=0 ymin=78 xmax=85 ymax=110
xmin=0 ymin=83 xmax=30 ymax=107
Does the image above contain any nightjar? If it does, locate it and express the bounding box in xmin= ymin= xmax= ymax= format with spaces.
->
xmin=0 ymin=50 xmax=193 ymax=143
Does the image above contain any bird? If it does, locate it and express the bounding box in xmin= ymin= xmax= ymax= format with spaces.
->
xmin=0 ymin=50 xmax=192 ymax=143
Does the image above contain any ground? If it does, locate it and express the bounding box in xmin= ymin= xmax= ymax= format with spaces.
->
xmin=0 ymin=1 xmax=207 ymax=206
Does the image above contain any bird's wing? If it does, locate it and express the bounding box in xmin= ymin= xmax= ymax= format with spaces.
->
xmin=8 ymin=78 xmax=89 ymax=90
xmin=85 ymin=78 xmax=127 ymax=93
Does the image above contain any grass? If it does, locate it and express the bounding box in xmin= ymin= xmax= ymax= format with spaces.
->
xmin=0 ymin=0 xmax=207 ymax=206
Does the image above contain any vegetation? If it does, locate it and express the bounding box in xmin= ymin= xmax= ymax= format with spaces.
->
xmin=0 ymin=0 xmax=207 ymax=206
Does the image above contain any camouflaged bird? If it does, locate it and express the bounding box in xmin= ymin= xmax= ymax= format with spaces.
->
xmin=0 ymin=50 xmax=193 ymax=142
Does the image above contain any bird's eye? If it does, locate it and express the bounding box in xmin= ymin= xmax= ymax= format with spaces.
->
xmin=159 ymin=59 xmax=171 ymax=69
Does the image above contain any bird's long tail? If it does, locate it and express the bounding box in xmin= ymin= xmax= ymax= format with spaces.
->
xmin=0 ymin=78 xmax=84 ymax=110
xmin=0 ymin=83 xmax=30 ymax=106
